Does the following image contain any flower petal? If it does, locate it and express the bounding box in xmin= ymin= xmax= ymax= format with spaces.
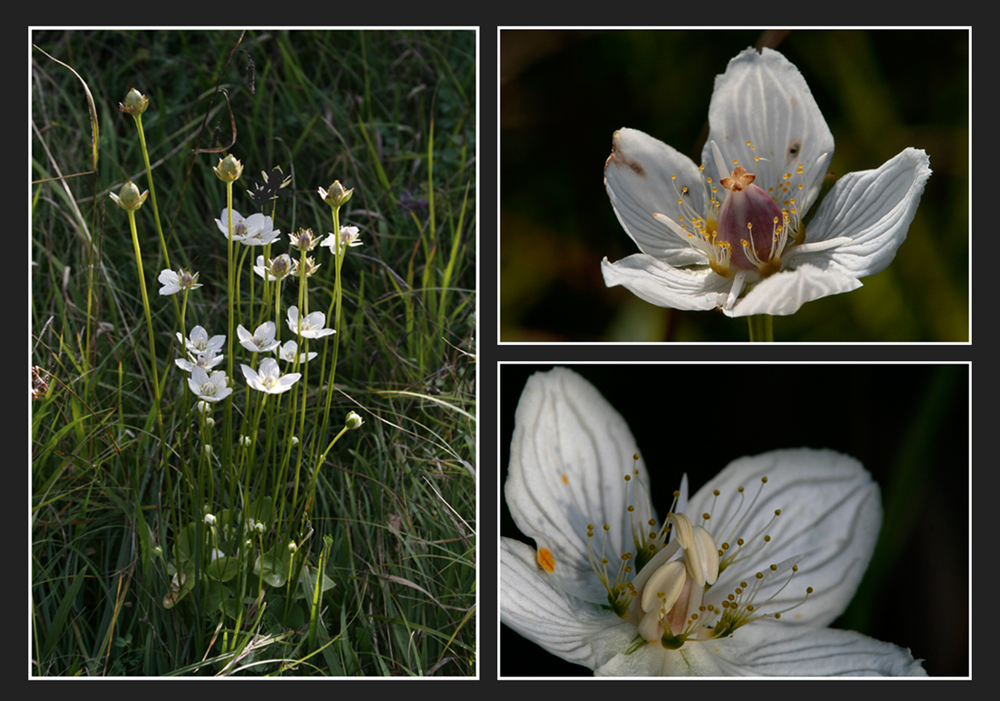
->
xmin=504 ymin=367 xmax=651 ymax=603
xmin=720 ymin=623 xmax=927 ymax=676
xmin=604 ymin=128 xmax=710 ymax=265
xmin=794 ymin=148 xmax=931 ymax=278
xmin=602 ymin=254 xmax=730 ymax=312
xmin=723 ymin=263 xmax=862 ymax=317
xmin=240 ymin=364 xmax=258 ymax=383
xmin=594 ymin=622 xmax=925 ymax=676
xmin=687 ymin=449 xmax=881 ymax=627
xmin=501 ymin=537 xmax=633 ymax=672
xmin=703 ymin=47 xmax=834 ymax=215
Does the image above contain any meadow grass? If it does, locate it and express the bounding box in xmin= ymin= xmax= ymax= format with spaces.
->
xmin=30 ymin=29 xmax=476 ymax=676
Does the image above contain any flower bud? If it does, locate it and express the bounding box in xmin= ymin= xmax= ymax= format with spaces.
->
xmin=270 ymin=254 xmax=292 ymax=279
xmin=214 ymin=154 xmax=244 ymax=182
xmin=110 ymin=180 xmax=149 ymax=212
xmin=204 ymin=513 xmax=216 ymax=525
xmin=318 ymin=180 xmax=354 ymax=207
xmin=120 ymin=88 xmax=149 ymax=116
xmin=346 ymin=411 xmax=364 ymax=430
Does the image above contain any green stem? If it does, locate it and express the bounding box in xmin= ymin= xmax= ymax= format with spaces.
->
xmin=289 ymin=245 xmax=309 ymax=524
xmin=304 ymin=425 xmax=348 ymax=520
xmin=319 ymin=206 xmax=344 ymax=450
xmin=223 ymin=183 xmax=235 ymax=471
xmin=133 ymin=114 xmax=181 ymax=405
xmin=126 ymin=209 xmax=164 ymax=439
xmin=748 ymin=314 xmax=774 ymax=342
xmin=132 ymin=114 xmax=171 ymax=271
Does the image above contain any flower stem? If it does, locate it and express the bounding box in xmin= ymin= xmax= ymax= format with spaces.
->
xmin=224 ymin=182 xmax=235 ymax=471
xmin=748 ymin=314 xmax=774 ymax=342
xmin=132 ymin=114 xmax=171 ymax=269
xmin=126 ymin=209 xmax=164 ymax=439
xmin=318 ymin=204 xmax=344 ymax=454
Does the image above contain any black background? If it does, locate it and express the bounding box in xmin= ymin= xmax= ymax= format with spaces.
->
xmin=498 ymin=363 xmax=969 ymax=677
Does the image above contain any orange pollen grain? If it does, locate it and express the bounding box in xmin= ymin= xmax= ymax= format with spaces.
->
xmin=538 ymin=548 xmax=555 ymax=573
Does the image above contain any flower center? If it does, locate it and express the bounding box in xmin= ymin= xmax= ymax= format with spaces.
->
xmin=586 ymin=467 xmax=813 ymax=652
xmin=716 ymin=165 xmax=787 ymax=276
xmin=655 ymin=140 xmax=811 ymax=280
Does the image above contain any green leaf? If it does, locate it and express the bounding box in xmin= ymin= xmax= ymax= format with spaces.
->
xmin=40 ymin=570 xmax=85 ymax=662
xmin=205 ymin=555 xmax=240 ymax=582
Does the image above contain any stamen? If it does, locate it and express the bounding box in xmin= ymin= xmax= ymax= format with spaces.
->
xmin=581 ymin=458 xmax=813 ymax=653
xmin=586 ymin=522 xmax=635 ymax=617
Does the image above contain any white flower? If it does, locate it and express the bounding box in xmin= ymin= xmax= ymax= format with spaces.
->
xmin=237 ymin=321 xmax=280 ymax=354
xmin=214 ymin=208 xmax=279 ymax=245
xmin=501 ymin=368 xmax=926 ymax=676
xmin=175 ymin=349 xmax=225 ymax=374
xmin=273 ymin=339 xmax=317 ymax=364
xmin=286 ymin=306 xmax=335 ymax=339
xmin=177 ymin=326 xmax=225 ymax=356
xmin=187 ymin=367 xmax=232 ymax=403
xmin=241 ymin=357 xmax=301 ymax=394
xmin=158 ymin=268 xmax=202 ymax=296
xmin=603 ymin=47 xmax=931 ymax=318
xmin=345 ymin=411 xmax=364 ymax=429
xmin=320 ymin=225 xmax=363 ymax=255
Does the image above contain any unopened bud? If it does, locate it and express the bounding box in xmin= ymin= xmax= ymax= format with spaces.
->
xmin=318 ymin=180 xmax=353 ymax=207
xmin=345 ymin=411 xmax=364 ymax=430
xmin=110 ymin=180 xmax=149 ymax=212
xmin=214 ymin=154 xmax=244 ymax=182
xmin=120 ymin=88 xmax=149 ymax=116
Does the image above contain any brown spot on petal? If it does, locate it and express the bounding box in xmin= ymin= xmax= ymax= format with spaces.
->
xmin=787 ymin=140 xmax=802 ymax=161
xmin=606 ymin=132 xmax=645 ymax=178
